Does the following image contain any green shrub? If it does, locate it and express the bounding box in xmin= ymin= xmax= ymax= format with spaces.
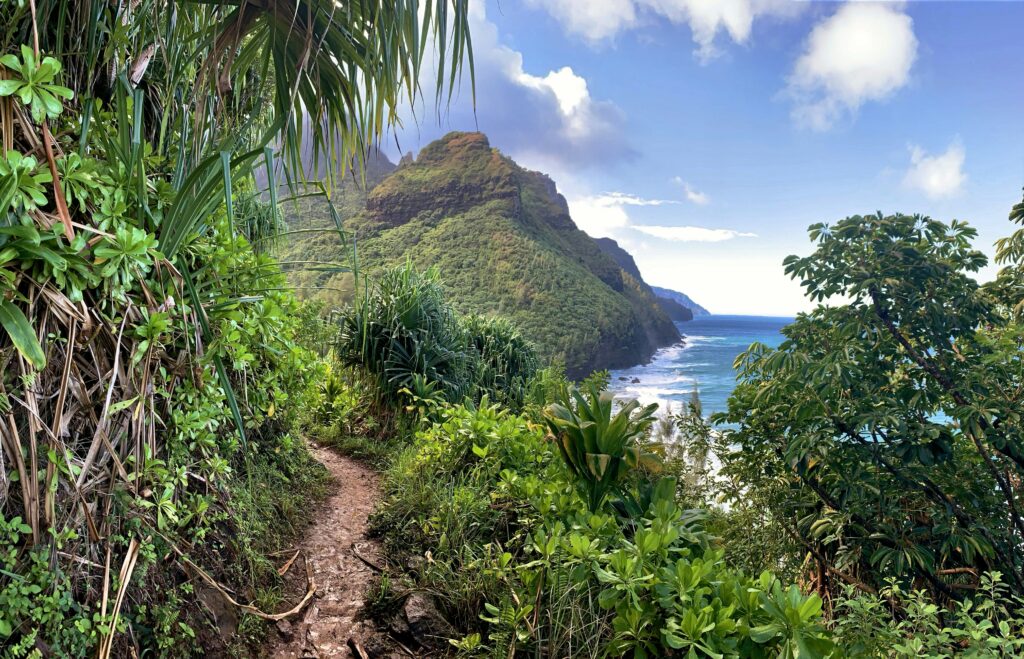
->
xmin=543 ymin=384 xmax=661 ymax=514
xmin=462 ymin=314 xmax=539 ymax=410
xmin=524 ymin=364 xmax=570 ymax=415
xmin=337 ymin=264 xmax=539 ymax=414
xmin=832 ymin=573 xmax=1024 ymax=657
xmin=373 ymin=394 xmax=834 ymax=658
xmin=371 ymin=399 xmax=561 ymax=627
xmin=0 ymin=520 xmax=97 ymax=657
xmin=480 ymin=463 xmax=833 ymax=659
xmin=338 ymin=264 xmax=475 ymax=403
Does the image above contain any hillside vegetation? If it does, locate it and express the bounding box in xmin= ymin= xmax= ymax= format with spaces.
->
xmin=281 ymin=132 xmax=681 ymax=376
xmin=6 ymin=2 xmax=1024 ymax=657
xmin=316 ymin=192 xmax=1024 ymax=657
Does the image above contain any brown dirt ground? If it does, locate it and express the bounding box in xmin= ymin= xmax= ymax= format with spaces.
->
xmin=263 ymin=444 xmax=400 ymax=658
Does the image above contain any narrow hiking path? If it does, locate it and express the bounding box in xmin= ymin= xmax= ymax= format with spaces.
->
xmin=265 ymin=444 xmax=392 ymax=658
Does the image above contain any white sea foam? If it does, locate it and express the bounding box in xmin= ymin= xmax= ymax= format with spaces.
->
xmin=613 ymin=380 xmax=699 ymax=410
xmin=680 ymin=335 xmax=723 ymax=345
xmin=629 ymin=386 xmax=694 ymax=397
xmin=650 ymin=343 xmax=689 ymax=361
xmin=614 ymin=372 xmax=691 ymax=387
xmin=610 ymin=316 xmax=792 ymax=417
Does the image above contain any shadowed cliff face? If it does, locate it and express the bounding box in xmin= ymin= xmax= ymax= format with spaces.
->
xmin=594 ymin=238 xmax=694 ymax=323
xmin=285 ymin=131 xmax=680 ymax=376
xmin=651 ymin=285 xmax=710 ymax=317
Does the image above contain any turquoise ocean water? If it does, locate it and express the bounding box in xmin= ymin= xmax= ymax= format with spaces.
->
xmin=609 ymin=315 xmax=793 ymax=417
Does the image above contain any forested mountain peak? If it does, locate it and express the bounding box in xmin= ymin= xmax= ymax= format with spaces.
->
xmin=284 ymin=131 xmax=680 ymax=375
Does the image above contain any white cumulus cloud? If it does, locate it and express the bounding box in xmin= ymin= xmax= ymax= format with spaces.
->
xmin=517 ymin=67 xmax=589 ymax=116
xmin=394 ymin=2 xmax=634 ymax=174
xmin=903 ymin=140 xmax=966 ymax=199
xmin=527 ymin=0 xmax=800 ymax=62
xmin=788 ymin=2 xmax=917 ymax=131
xmin=632 ymin=225 xmax=756 ymax=242
xmin=526 ymin=0 xmax=638 ymax=42
xmin=466 ymin=2 xmax=634 ymax=166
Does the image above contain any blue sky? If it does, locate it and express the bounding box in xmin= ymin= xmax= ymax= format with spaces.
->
xmin=388 ymin=1 xmax=1024 ymax=315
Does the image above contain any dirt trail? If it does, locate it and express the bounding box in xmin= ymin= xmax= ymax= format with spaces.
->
xmin=265 ymin=444 xmax=389 ymax=658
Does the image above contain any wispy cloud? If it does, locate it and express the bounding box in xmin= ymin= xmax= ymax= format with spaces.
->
xmin=672 ymin=176 xmax=710 ymax=205
xmin=569 ymin=191 xmax=740 ymax=242
xmin=632 ymin=225 xmax=756 ymax=242
xmin=595 ymin=192 xmax=679 ymax=207
xmin=526 ymin=0 xmax=802 ymax=63
xmin=567 ymin=192 xmax=678 ymax=237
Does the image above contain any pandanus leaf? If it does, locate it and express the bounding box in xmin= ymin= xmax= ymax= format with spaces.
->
xmin=0 ymin=298 xmax=45 ymax=369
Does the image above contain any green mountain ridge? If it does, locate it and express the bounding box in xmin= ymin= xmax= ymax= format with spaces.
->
xmin=594 ymin=237 xmax=694 ymax=322
xmin=282 ymin=132 xmax=683 ymax=376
